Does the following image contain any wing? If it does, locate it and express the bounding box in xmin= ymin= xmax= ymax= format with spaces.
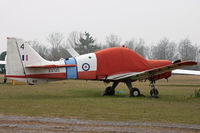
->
xmin=105 ymin=61 xmax=197 ymax=81
xmin=172 ymin=69 xmax=200 ymax=75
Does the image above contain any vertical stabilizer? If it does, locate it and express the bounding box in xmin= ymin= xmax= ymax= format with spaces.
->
xmin=6 ymin=38 xmax=27 ymax=82
xmin=6 ymin=37 xmax=50 ymax=83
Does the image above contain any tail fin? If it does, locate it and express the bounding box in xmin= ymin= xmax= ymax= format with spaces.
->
xmin=6 ymin=37 xmax=49 ymax=83
xmin=6 ymin=38 xmax=26 ymax=81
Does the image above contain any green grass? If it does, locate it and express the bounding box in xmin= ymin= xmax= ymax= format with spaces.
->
xmin=0 ymin=75 xmax=200 ymax=124
xmin=194 ymin=88 xmax=200 ymax=97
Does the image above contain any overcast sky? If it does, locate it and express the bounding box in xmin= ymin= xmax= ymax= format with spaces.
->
xmin=0 ymin=0 xmax=200 ymax=53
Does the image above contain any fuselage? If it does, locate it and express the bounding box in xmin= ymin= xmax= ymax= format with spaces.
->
xmin=21 ymin=47 xmax=172 ymax=83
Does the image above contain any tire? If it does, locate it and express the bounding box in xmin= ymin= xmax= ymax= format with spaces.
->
xmin=105 ymin=87 xmax=115 ymax=95
xmin=132 ymin=88 xmax=140 ymax=97
xmin=150 ymin=88 xmax=159 ymax=96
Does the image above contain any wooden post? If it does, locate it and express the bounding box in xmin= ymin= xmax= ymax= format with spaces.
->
xmin=12 ymin=80 xmax=15 ymax=86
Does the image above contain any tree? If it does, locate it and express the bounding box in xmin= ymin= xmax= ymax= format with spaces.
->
xmin=0 ymin=51 xmax=6 ymax=74
xmin=74 ymin=32 xmax=100 ymax=54
xmin=125 ymin=38 xmax=147 ymax=58
xmin=47 ymin=32 xmax=64 ymax=48
xmin=105 ymin=34 xmax=121 ymax=47
xmin=47 ymin=32 xmax=65 ymax=60
xmin=58 ymin=47 xmax=71 ymax=59
xmin=0 ymin=51 xmax=6 ymax=60
xmin=29 ymin=40 xmax=50 ymax=60
xmin=196 ymin=47 xmax=200 ymax=62
xmin=178 ymin=38 xmax=197 ymax=61
xmin=166 ymin=41 xmax=178 ymax=61
xmin=195 ymin=47 xmax=200 ymax=70
xmin=151 ymin=38 xmax=177 ymax=60
xmin=66 ymin=31 xmax=81 ymax=48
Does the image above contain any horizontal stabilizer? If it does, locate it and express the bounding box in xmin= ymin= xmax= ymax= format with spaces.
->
xmin=67 ymin=48 xmax=80 ymax=57
xmin=26 ymin=64 xmax=76 ymax=68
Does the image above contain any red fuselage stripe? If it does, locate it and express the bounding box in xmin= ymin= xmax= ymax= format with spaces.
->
xmin=6 ymin=75 xmax=26 ymax=78
xmin=26 ymin=64 xmax=77 ymax=68
xmin=7 ymin=73 xmax=67 ymax=79
xmin=6 ymin=71 xmax=98 ymax=80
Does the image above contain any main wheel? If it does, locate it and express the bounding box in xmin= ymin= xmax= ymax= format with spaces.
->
xmin=103 ymin=87 xmax=115 ymax=96
xmin=150 ymin=88 xmax=159 ymax=97
xmin=132 ymin=88 xmax=140 ymax=97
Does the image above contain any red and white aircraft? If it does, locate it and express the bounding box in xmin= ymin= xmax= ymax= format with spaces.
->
xmin=6 ymin=37 xmax=197 ymax=97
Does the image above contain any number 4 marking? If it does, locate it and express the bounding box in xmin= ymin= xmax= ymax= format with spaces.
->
xmin=20 ymin=44 xmax=24 ymax=49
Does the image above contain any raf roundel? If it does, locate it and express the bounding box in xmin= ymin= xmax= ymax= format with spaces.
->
xmin=82 ymin=63 xmax=90 ymax=71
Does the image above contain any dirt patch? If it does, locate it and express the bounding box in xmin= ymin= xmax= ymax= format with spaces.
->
xmin=0 ymin=115 xmax=199 ymax=133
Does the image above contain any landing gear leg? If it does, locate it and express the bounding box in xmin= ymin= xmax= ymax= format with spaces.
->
xmin=102 ymin=82 xmax=119 ymax=96
xmin=149 ymin=80 xmax=159 ymax=98
xmin=126 ymin=82 xmax=140 ymax=97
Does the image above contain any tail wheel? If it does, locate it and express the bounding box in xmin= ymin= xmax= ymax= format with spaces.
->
xmin=132 ymin=88 xmax=140 ymax=97
xmin=150 ymin=88 xmax=159 ymax=97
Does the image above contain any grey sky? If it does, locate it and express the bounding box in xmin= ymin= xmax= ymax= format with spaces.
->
xmin=0 ymin=0 xmax=200 ymax=53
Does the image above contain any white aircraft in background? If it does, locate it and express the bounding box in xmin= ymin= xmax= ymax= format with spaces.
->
xmin=172 ymin=69 xmax=200 ymax=75
xmin=0 ymin=60 xmax=6 ymax=65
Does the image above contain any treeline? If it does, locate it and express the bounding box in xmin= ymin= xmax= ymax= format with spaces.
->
xmin=31 ymin=32 xmax=200 ymax=61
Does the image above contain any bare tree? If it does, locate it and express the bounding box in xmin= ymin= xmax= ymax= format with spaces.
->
xmin=151 ymin=38 xmax=177 ymax=60
xmin=29 ymin=40 xmax=50 ymax=60
xmin=125 ymin=38 xmax=147 ymax=58
xmin=178 ymin=38 xmax=197 ymax=61
xmin=196 ymin=47 xmax=200 ymax=62
xmin=105 ymin=34 xmax=121 ymax=47
xmin=47 ymin=32 xmax=64 ymax=48
xmin=47 ymin=32 xmax=65 ymax=60
xmin=66 ymin=31 xmax=81 ymax=48
xmin=166 ymin=42 xmax=178 ymax=61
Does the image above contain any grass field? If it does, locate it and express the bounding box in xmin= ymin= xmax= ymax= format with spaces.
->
xmin=0 ymin=75 xmax=200 ymax=125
